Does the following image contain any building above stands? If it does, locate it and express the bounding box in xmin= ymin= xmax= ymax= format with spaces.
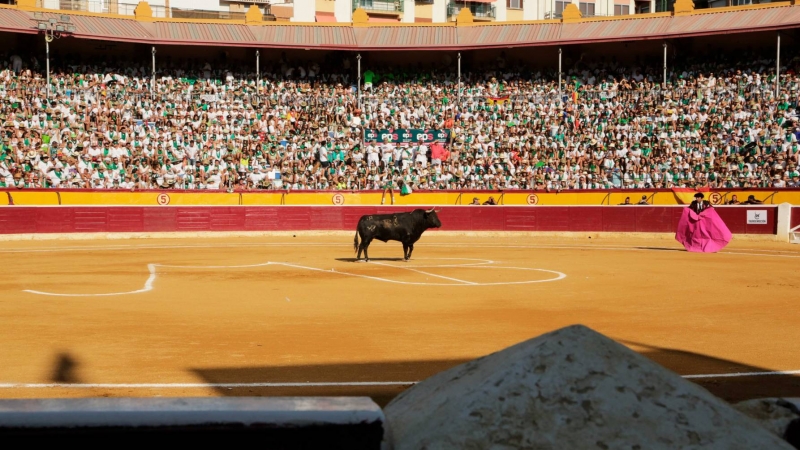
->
xmin=1 ymin=0 xmax=798 ymax=49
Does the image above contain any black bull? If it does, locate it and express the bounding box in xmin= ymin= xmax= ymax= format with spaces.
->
xmin=353 ymin=209 xmax=442 ymax=261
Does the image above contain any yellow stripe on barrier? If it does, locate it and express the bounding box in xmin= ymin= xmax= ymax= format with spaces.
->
xmin=1 ymin=191 xmax=60 ymax=206
xmin=3 ymin=190 xmax=800 ymax=206
xmin=55 ymin=191 xmax=241 ymax=206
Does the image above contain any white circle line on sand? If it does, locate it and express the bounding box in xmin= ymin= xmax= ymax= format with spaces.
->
xmin=23 ymin=264 xmax=158 ymax=297
xmin=22 ymin=260 xmax=567 ymax=296
xmin=1 ymin=370 xmax=799 ymax=389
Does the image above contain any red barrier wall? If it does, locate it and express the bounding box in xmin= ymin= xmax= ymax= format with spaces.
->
xmin=792 ymin=207 xmax=800 ymax=230
xmin=0 ymin=206 xmax=777 ymax=235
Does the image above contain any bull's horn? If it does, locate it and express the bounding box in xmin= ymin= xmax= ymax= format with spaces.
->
xmin=426 ymin=207 xmax=436 ymax=213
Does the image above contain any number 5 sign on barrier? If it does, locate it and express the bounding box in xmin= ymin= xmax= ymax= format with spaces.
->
xmin=157 ymin=193 xmax=171 ymax=205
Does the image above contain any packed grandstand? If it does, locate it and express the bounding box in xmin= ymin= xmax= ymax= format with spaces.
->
xmin=2 ymin=47 xmax=800 ymax=191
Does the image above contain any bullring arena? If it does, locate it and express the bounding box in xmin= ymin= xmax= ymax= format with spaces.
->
xmin=2 ymin=225 xmax=800 ymax=406
xmin=6 ymin=0 xmax=800 ymax=444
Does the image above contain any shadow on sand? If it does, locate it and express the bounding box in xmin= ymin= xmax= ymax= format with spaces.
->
xmin=193 ymin=344 xmax=800 ymax=406
xmin=623 ymin=340 xmax=800 ymax=402
xmin=335 ymin=257 xmax=406 ymax=263
xmin=193 ymin=359 xmax=469 ymax=407
xmin=634 ymin=247 xmax=686 ymax=252
xmin=50 ymin=352 xmax=81 ymax=384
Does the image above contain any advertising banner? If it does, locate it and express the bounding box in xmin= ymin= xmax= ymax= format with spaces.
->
xmin=364 ymin=129 xmax=450 ymax=144
xmin=746 ymin=210 xmax=768 ymax=224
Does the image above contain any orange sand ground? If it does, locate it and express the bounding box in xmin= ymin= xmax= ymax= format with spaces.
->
xmin=1 ymin=235 xmax=799 ymax=406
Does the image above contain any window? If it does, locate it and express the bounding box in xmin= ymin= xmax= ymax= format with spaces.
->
xmin=654 ymin=0 xmax=673 ymax=12
xmin=636 ymin=3 xmax=650 ymax=13
xmin=579 ymin=2 xmax=595 ymax=16
xmin=554 ymin=0 xmax=569 ymax=15
xmin=614 ymin=4 xmax=629 ymax=14
xmin=507 ymin=0 xmax=521 ymax=8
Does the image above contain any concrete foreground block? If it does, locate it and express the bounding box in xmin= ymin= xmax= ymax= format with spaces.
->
xmin=736 ymin=398 xmax=800 ymax=448
xmin=383 ymin=325 xmax=792 ymax=450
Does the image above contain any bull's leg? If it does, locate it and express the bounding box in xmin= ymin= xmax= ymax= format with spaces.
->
xmin=402 ymin=243 xmax=409 ymax=260
xmin=362 ymin=239 xmax=372 ymax=262
xmin=355 ymin=232 xmax=364 ymax=260
xmin=406 ymin=243 xmax=414 ymax=260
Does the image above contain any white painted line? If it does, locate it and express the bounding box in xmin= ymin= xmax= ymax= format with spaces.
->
xmin=683 ymin=369 xmax=800 ymax=379
xmin=22 ymin=261 xmax=567 ymax=295
xmin=369 ymin=261 xmax=478 ymax=286
xmin=1 ymin=369 xmax=799 ymax=389
xmin=0 ymin=381 xmax=416 ymax=389
xmin=23 ymin=264 xmax=157 ymax=297
xmin=160 ymin=262 xmax=274 ymax=269
xmin=715 ymin=251 xmax=800 ymax=259
xmin=16 ymin=241 xmax=797 ymax=296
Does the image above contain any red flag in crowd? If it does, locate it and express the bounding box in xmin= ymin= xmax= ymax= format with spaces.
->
xmin=670 ymin=187 xmax=711 ymax=205
xmin=430 ymin=143 xmax=449 ymax=161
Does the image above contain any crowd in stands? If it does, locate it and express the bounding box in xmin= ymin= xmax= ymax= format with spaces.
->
xmin=2 ymin=50 xmax=800 ymax=192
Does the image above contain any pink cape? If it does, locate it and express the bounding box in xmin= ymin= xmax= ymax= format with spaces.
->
xmin=675 ymin=208 xmax=732 ymax=253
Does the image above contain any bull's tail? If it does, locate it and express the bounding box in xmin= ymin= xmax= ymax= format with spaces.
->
xmin=353 ymin=230 xmax=359 ymax=254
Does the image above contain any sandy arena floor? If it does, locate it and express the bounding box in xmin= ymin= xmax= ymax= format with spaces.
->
xmin=1 ymin=234 xmax=799 ymax=406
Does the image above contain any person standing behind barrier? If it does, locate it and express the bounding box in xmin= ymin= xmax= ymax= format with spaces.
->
xmin=367 ymin=140 xmax=380 ymax=167
xmin=318 ymin=142 xmax=330 ymax=170
xmin=381 ymin=137 xmax=393 ymax=170
xmin=381 ymin=168 xmax=395 ymax=205
xmin=689 ymin=193 xmax=712 ymax=214
xmin=10 ymin=54 xmax=22 ymax=74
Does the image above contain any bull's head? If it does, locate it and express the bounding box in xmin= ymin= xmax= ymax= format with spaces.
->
xmin=424 ymin=208 xmax=442 ymax=229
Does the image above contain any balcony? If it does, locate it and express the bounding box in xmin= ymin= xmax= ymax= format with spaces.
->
xmin=31 ymin=0 xmax=272 ymax=20
xmin=448 ymin=1 xmax=495 ymax=19
xmin=353 ymin=0 xmax=404 ymax=13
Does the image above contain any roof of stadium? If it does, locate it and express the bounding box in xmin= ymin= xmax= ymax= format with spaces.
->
xmin=1 ymin=1 xmax=799 ymax=50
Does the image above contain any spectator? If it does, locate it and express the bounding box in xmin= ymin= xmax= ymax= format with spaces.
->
xmin=727 ymin=194 xmax=741 ymax=205
xmin=743 ymin=195 xmax=763 ymax=205
xmin=2 ymin=49 xmax=800 ymax=193
xmin=637 ymin=195 xmax=649 ymax=205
